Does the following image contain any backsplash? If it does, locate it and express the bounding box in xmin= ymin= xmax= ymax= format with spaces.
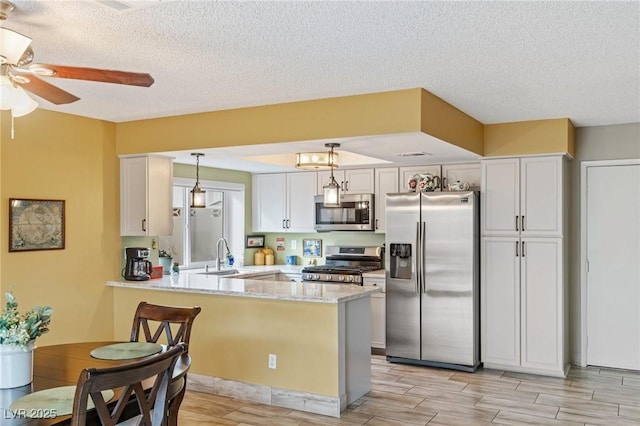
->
xmin=258 ymin=232 xmax=384 ymax=266
xmin=122 ymin=232 xmax=385 ymax=269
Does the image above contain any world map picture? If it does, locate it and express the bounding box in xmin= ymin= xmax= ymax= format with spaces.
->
xmin=10 ymin=199 xmax=65 ymax=252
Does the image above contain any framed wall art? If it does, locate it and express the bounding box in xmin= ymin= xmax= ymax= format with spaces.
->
xmin=9 ymin=198 xmax=65 ymax=252
xmin=245 ymin=235 xmax=265 ymax=248
xmin=302 ymin=239 xmax=322 ymax=257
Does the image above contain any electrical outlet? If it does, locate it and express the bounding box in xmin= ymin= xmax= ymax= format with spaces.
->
xmin=268 ymin=353 xmax=277 ymax=369
xmin=291 ymin=240 xmax=297 ymax=250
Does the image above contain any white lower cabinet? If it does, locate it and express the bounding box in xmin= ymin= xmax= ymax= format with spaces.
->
xmin=481 ymin=236 xmax=567 ymax=376
xmin=363 ymin=276 xmax=385 ymax=349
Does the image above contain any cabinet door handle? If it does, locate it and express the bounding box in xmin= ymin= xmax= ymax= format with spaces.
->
xmin=375 ymin=218 xmax=379 ymax=230
xmin=522 ymin=215 xmax=525 ymax=231
xmin=515 ymin=216 xmax=519 ymax=231
xmin=142 ymin=219 xmax=146 ymax=232
xmin=282 ymin=219 xmax=286 ymax=229
xmin=515 ymin=241 xmax=519 ymax=257
xmin=286 ymin=219 xmax=290 ymax=228
xmin=522 ymin=241 xmax=526 ymax=257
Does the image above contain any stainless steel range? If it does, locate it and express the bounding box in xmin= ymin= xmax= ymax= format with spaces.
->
xmin=301 ymin=246 xmax=383 ymax=285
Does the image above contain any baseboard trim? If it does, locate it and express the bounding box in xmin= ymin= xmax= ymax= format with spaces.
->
xmin=187 ymin=373 xmax=343 ymax=417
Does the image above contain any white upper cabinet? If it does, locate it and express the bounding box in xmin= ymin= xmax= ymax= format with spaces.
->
xmin=441 ymin=163 xmax=481 ymax=190
xmin=317 ymin=169 xmax=374 ymax=195
xmin=120 ymin=155 xmax=173 ymax=236
xmin=286 ymin=172 xmax=317 ymax=232
xmin=252 ymin=173 xmax=287 ymax=232
xmin=253 ymin=172 xmax=317 ymax=233
xmin=482 ymin=156 xmax=564 ymax=237
xmin=374 ymin=168 xmax=399 ymax=234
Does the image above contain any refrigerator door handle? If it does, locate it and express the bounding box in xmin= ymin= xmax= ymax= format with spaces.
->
xmin=415 ymin=222 xmax=422 ymax=294
xmin=421 ymin=221 xmax=427 ymax=294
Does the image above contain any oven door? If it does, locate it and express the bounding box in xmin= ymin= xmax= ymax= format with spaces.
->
xmin=314 ymin=194 xmax=374 ymax=231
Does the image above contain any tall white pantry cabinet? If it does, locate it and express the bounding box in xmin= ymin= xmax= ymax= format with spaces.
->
xmin=481 ymin=155 xmax=569 ymax=377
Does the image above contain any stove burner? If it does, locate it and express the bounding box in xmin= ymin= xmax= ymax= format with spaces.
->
xmin=302 ymin=245 xmax=383 ymax=285
xmin=301 ymin=265 xmax=382 ymax=284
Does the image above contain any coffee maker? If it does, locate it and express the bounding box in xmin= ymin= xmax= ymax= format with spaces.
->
xmin=124 ymin=247 xmax=152 ymax=281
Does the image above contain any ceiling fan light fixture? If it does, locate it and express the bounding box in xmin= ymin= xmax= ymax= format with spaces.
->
xmin=0 ymin=75 xmax=17 ymax=109
xmin=11 ymin=86 xmax=37 ymax=117
xmin=0 ymin=27 xmax=32 ymax=65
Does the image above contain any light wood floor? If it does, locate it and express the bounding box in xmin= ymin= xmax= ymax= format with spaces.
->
xmin=178 ymin=355 xmax=640 ymax=425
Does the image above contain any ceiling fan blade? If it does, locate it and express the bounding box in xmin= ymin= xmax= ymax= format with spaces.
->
xmin=17 ymin=75 xmax=80 ymax=105
xmin=30 ymin=64 xmax=155 ymax=87
xmin=0 ymin=27 xmax=32 ymax=65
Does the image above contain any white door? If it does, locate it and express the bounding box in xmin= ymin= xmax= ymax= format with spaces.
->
xmin=586 ymin=162 xmax=640 ymax=370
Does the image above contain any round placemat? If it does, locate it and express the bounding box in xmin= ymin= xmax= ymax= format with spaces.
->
xmin=90 ymin=342 xmax=162 ymax=360
xmin=9 ymin=386 xmax=114 ymax=418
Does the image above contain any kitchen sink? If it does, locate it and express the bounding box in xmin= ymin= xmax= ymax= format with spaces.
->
xmin=198 ymin=269 xmax=239 ymax=276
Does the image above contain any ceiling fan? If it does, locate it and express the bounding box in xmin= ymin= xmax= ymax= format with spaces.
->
xmin=0 ymin=0 xmax=154 ymax=107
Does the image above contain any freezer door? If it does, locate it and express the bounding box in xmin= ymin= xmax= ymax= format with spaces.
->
xmin=420 ymin=191 xmax=479 ymax=366
xmin=385 ymin=192 xmax=421 ymax=360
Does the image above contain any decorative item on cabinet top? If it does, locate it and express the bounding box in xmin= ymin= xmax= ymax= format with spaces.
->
xmin=407 ymin=174 xmax=441 ymax=192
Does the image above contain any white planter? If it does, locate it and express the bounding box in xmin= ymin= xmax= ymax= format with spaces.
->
xmin=0 ymin=341 xmax=36 ymax=389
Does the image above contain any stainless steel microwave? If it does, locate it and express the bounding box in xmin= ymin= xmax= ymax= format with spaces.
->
xmin=314 ymin=194 xmax=375 ymax=231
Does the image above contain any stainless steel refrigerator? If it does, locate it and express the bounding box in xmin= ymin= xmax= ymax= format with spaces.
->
xmin=385 ymin=191 xmax=480 ymax=372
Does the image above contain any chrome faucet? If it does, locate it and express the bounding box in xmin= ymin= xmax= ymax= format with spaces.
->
xmin=216 ymin=237 xmax=230 ymax=271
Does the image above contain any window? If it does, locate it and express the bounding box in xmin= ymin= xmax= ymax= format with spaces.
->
xmin=159 ymin=178 xmax=245 ymax=269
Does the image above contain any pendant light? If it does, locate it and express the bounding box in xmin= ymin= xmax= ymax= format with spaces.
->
xmin=322 ymin=143 xmax=341 ymax=207
xmin=190 ymin=153 xmax=206 ymax=208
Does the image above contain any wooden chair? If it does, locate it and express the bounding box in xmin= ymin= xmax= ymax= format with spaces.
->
xmin=70 ymin=344 xmax=185 ymax=426
xmin=130 ymin=302 xmax=201 ymax=426
xmin=130 ymin=302 xmax=202 ymax=347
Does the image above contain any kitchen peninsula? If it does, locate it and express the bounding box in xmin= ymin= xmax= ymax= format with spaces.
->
xmin=107 ymin=268 xmax=380 ymax=417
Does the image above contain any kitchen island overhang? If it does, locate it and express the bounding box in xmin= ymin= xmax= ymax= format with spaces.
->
xmin=107 ymin=272 xmax=380 ymax=417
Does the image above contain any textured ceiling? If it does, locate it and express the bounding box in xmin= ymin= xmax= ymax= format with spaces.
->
xmin=3 ymin=1 xmax=639 ymax=171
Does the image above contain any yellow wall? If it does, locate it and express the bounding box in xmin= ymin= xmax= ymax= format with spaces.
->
xmin=420 ymin=89 xmax=484 ymax=155
xmin=116 ymin=89 xmax=423 ymax=154
xmin=112 ymin=287 xmax=340 ymax=396
xmin=484 ymin=118 xmax=575 ymax=157
xmin=0 ymin=109 xmax=119 ymax=345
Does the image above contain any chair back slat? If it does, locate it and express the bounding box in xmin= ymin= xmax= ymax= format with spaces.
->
xmin=70 ymin=344 xmax=185 ymax=426
xmin=131 ymin=302 xmax=201 ymax=349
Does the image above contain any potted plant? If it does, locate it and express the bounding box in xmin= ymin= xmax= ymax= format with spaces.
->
xmin=158 ymin=246 xmax=175 ymax=275
xmin=0 ymin=292 xmax=53 ymax=388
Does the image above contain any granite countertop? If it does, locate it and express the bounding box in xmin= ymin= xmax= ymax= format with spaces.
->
xmin=107 ymin=265 xmax=380 ymax=304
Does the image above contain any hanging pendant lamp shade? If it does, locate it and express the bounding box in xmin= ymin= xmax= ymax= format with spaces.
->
xmin=190 ymin=153 xmax=206 ymax=208
xmin=322 ymin=143 xmax=341 ymax=207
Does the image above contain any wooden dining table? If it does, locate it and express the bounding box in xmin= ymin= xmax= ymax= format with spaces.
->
xmin=0 ymin=341 xmax=191 ymax=426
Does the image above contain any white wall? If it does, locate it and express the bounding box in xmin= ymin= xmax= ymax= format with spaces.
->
xmin=569 ymin=123 xmax=640 ymax=364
